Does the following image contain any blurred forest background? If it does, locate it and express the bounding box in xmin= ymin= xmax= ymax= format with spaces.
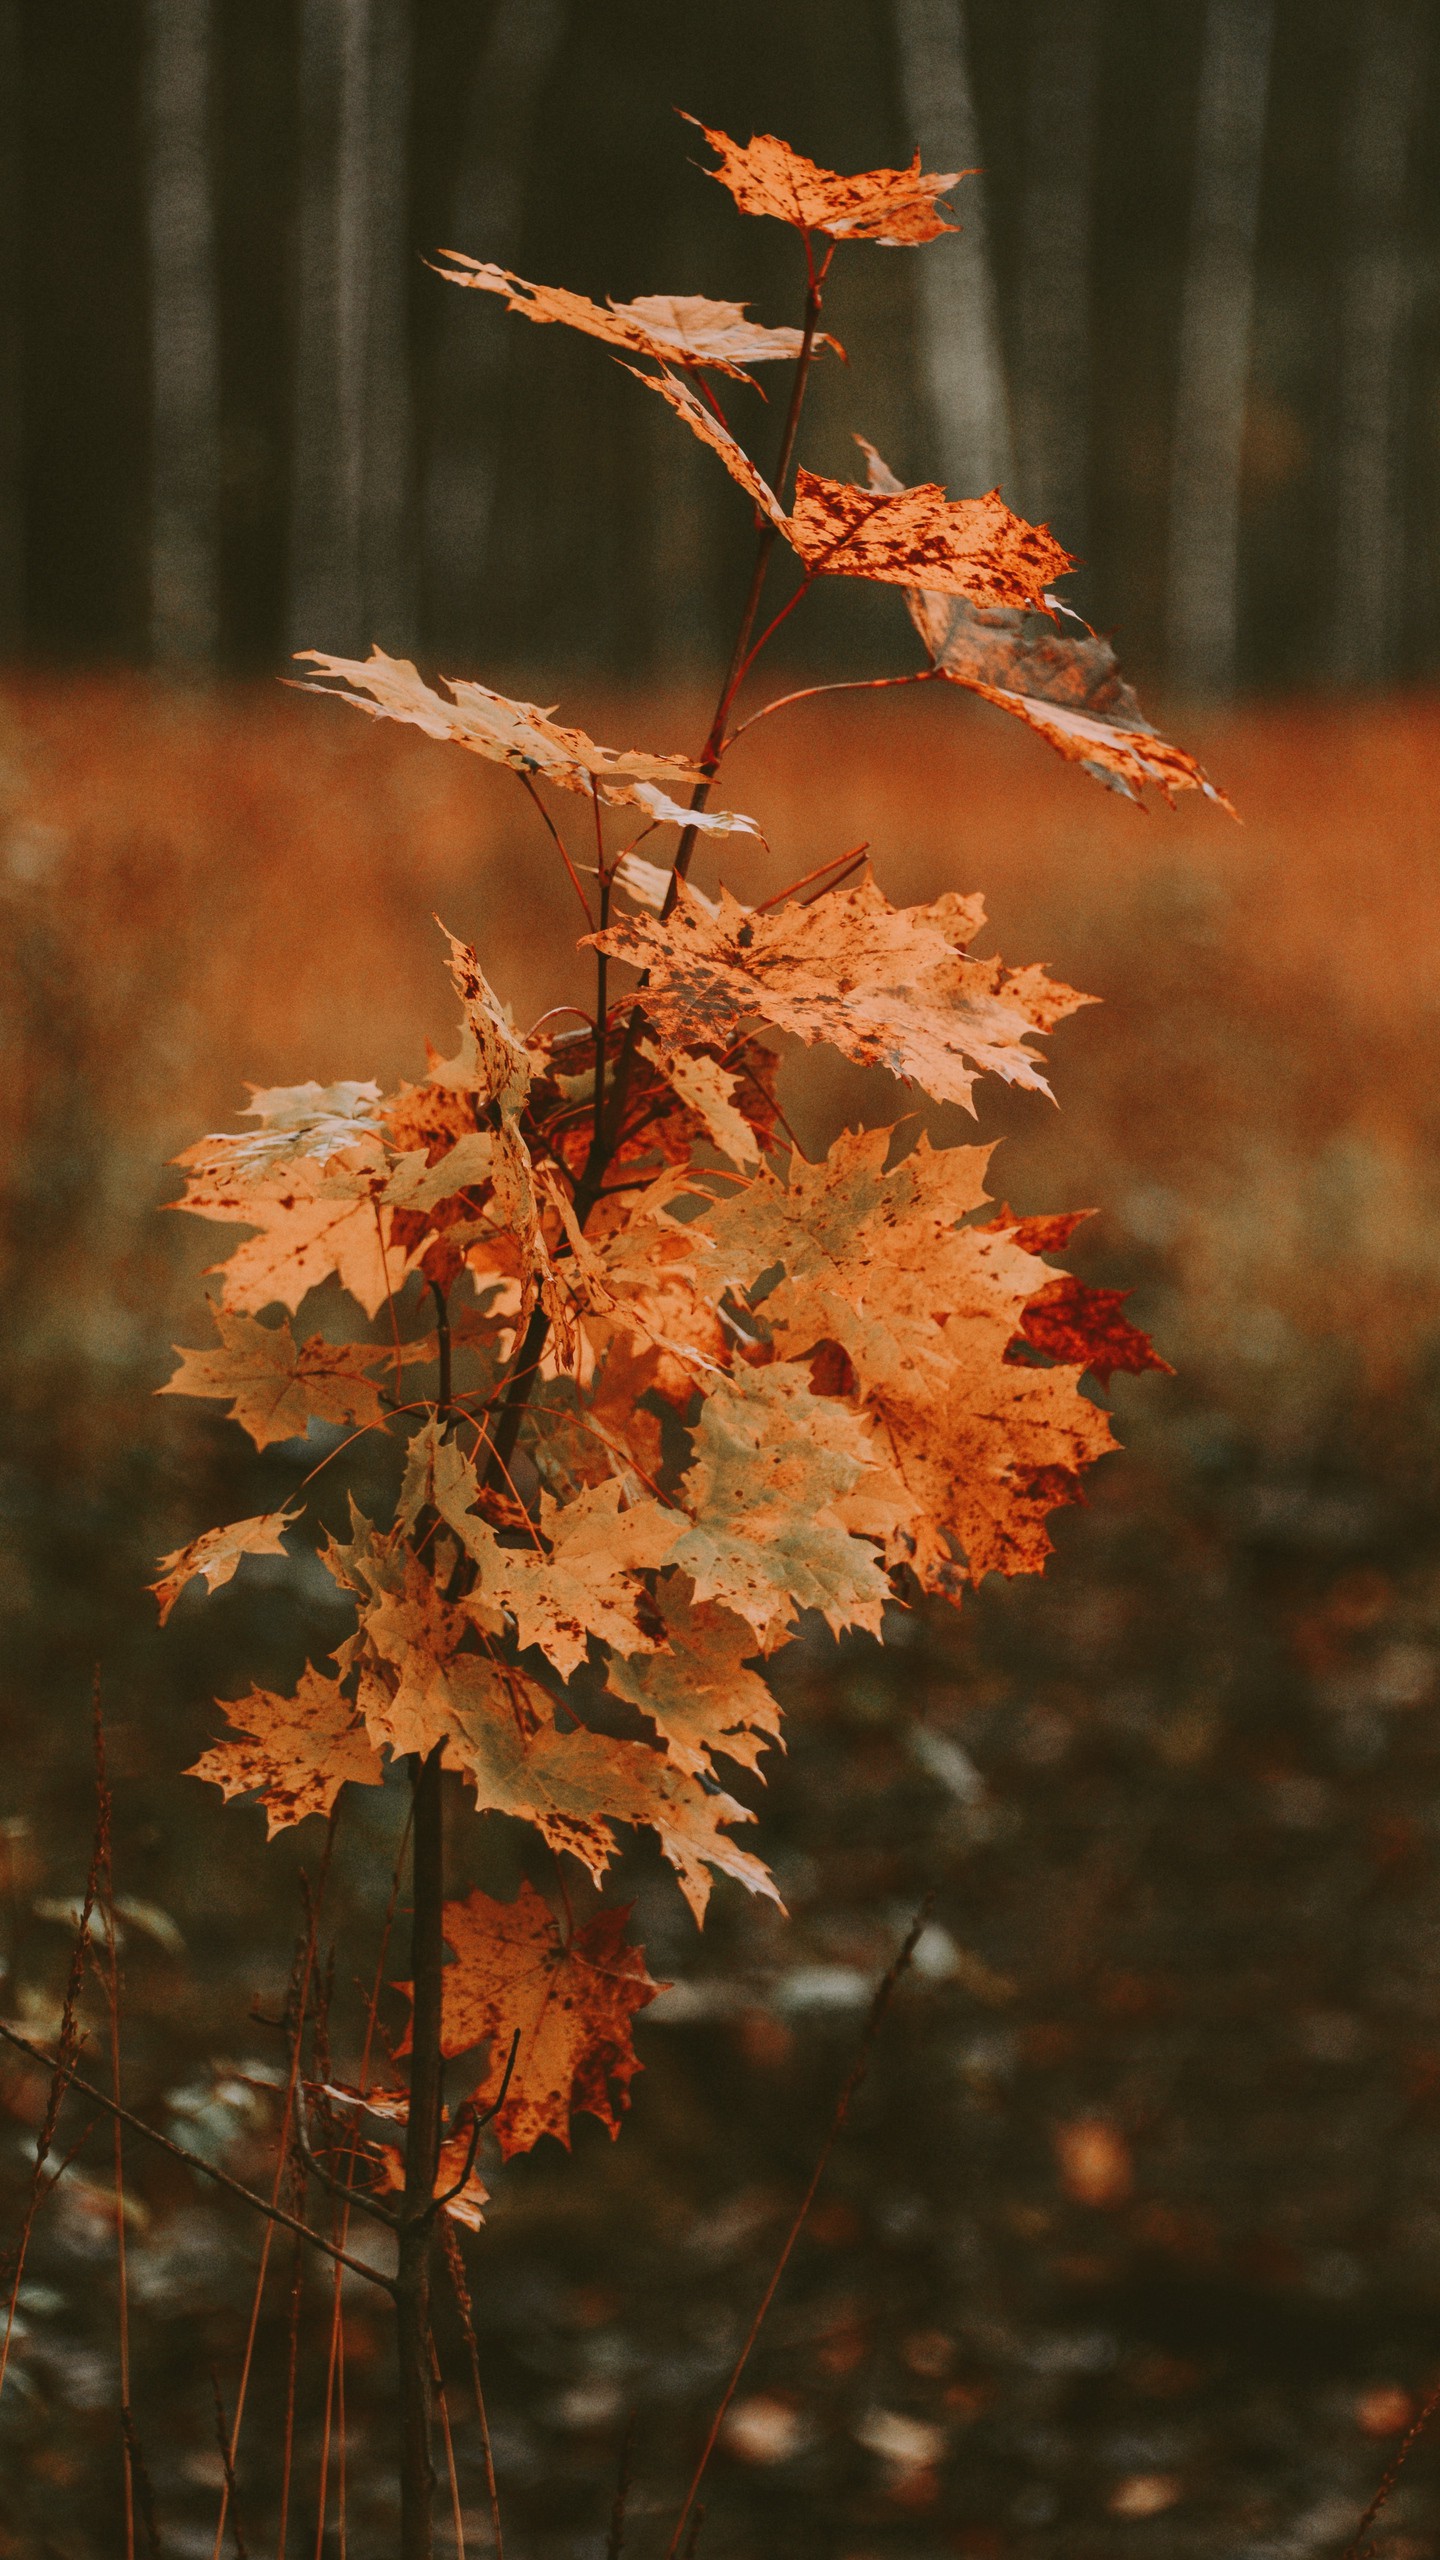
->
xmin=5 ymin=6 xmax=1440 ymax=2559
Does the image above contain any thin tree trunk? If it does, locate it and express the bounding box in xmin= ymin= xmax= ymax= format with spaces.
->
xmin=289 ymin=0 xmax=414 ymax=660
xmin=1013 ymin=0 xmax=1099 ymax=549
xmin=420 ymin=0 xmax=566 ymax=662
xmin=143 ymin=0 xmax=219 ymax=669
xmin=1164 ymin=0 xmax=1275 ymax=696
xmin=397 ymin=1745 xmax=446 ymax=2560
xmin=1332 ymin=0 xmax=1428 ymax=686
xmin=892 ymin=0 xmax=1012 ymax=496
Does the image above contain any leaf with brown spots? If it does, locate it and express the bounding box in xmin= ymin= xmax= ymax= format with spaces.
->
xmin=160 ymin=1307 xmax=391 ymax=1450
xmin=396 ymin=1882 xmax=661 ymax=2158
xmin=687 ymin=117 xmax=964 ymax=245
xmin=790 ymin=467 xmax=1072 ymax=611
xmin=187 ymin=1665 xmax=383 ymax=1833
xmin=857 ymin=439 xmax=1233 ymax=809
xmin=607 ymin=1577 xmax=782 ymax=1779
xmin=621 ymin=366 xmax=789 ymax=528
xmin=152 ymin=1506 xmax=300 ymax=1624
xmin=589 ymin=873 xmax=1091 ymax=1114
xmin=1012 ymin=1274 xmax=1172 ymax=1385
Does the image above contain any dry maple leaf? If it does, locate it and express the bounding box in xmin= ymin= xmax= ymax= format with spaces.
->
xmin=789 ymin=467 xmax=1072 ymax=611
xmin=394 ymin=1882 xmax=660 ymax=2158
xmin=432 ymin=255 xmax=831 ymax=380
xmin=171 ymin=1151 xmax=415 ymax=1321
xmin=698 ymin=1129 xmax=1118 ymax=1591
xmin=187 ymin=1664 xmax=383 ymax=1832
xmin=590 ymin=874 xmax=1091 ymax=1114
xmin=353 ymin=2105 xmax=490 ymax=2228
xmin=620 ymin=367 xmax=789 ymax=528
xmin=857 ymin=439 xmax=1234 ymax=810
xmin=686 ymin=116 xmax=963 ymax=245
xmin=152 ymin=1505 xmax=300 ymax=1625
xmin=294 ymin=647 xmax=760 ymax=839
xmin=668 ymin=1362 xmax=893 ymax=1645
xmin=1012 ymin=1273 xmax=1173 ymax=1385
xmin=160 ymin=1307 xmax=391 ymax=1450
xmin=432 ymin=1654 xmax=777 ymax=1920
xmin=175 ymin=1080 xmax=385 ymax=1181
xmin=637 ymin=1037 xmax=761 ymax=1169
xmin=607 ymin=1576 xmax=782 ymax=1779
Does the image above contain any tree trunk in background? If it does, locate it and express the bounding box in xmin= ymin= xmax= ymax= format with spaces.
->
xmin=1013 ymin=0 xmax=1099 ymax=554
xmin=892 ymin=0 xmax=1012 ymax=497
xmin=421 ymin=0 xmax=566 ymax=665
xmin=144 ymin=0 xmax=220 ymax=669
xmin=1332 ymin=0 xmax=1428 ymax=687
xmin=288 ymin=0 xmax=414 ymax=663
xmin=1164 ymin=0 xmax=1275 ymax=697
xmin=0 ymin=0 xmax=21 ymax=658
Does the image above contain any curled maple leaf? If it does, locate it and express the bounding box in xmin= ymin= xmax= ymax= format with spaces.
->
xmin=686 ymin=116 xmax=964 ymax=246
xmin=187 ymin=1664 xmax=383 ymax=1832
xmin=620 ymin=365 xmax=788 ymax=528
xmin=589 ymin=873 xmax=1091 ymax=1114
xmin=432 ymin=256 xmax=836 ymax=380
xmin=395 ymin=1883 xmax=661 ymax=2159
xmin=152 ymin=1506 xmax=300 ymax=1624
xmin=790 ymin=467 xmax=1073 ymax=612
xmin=293 ymin=647 xmax=760 ymax=840
xmin=856 ymin=440 xmax=1233 ymax=810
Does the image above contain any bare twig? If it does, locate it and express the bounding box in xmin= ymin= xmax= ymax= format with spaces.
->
xmin=440 ymin=2218 xmax=505 ymax=2560
xmin=0 ymin=2017 xmax=394 ymax=2293
xmin=604 ymin=2413 xmax=636 ymax=2560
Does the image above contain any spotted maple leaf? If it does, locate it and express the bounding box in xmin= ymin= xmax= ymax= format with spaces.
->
xmin=620 ymin=366 xmax=788 ymax=527
xmin=686 ymin=117 xmax=964 ymax=245
xmin=187 ymin=1664 xmax=383 ymax=1833
xmin=607 ymin=1577 xmax=782 ymax=1779
xmin=394 ymin=1883 xmax=661 ymax=2158
xmin=856 ymin=439 xmax=1233 ymax=809
xmin=789 ymin=466 xmax=1072 ymax=611
xmin=160 ymin=1307 xmax=391 ymax=1449
xmin=698 ymin=1129 xmax=1118 ymax=1591
xmin=152 ymin=1506 xmax=300 ymax=1624
xmin=589 ymin=873 xmax=1091 ymax=1114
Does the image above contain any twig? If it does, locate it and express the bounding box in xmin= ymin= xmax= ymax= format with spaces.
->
xmin=662 ymin=1898 xmax=932 ymax=2559
xmin=431 ymin=2328 xmax=468 ymax=2559
xmin=211 ymin=2368 xmax=249 ymax=2560
xmin=440 ymin=2218 xmax=505 ymax=2560
xmin=92 ymin=1692 xmax=136 ymax=2560
xmin=518 ymin=773 xmax=594 ymax=926
xmin=1340 ymin=2373 xmax=1440 ymax=2560
xmin=0 ymin=2017 xmax=394 ymax=2292
xmin=604 ymin=2413 xmax=635 ymax=2560
xmin=721 ymin=669 xmax=935 ymax=754
xmin=753 ymin=841 xmax=869 ymax=911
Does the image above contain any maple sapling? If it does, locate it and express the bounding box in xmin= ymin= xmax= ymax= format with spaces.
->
xmin=156 ymin=115 xmax=1215 ymax=2555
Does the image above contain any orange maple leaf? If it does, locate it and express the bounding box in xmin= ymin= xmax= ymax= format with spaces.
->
xmin=607 ymin=1576 xmax=782 ymax=1780
xmin=170 ymin=1149 xmax=415 ymax=1321
xmin=293 ymin=648 xmax=760 ymax=840
xmin=687 ymin=117 xmax=964 ymax=246
xmin=152 ymin=1505 xmax=299 ymax=1624
xmin=857 ymin=440 xmax=1234 ymax=810
xmin=589 ymin=873 xmax=1091 ymax=1114
xmin=160 ymin=1307 xmax=391 ymax=1450
xmin=432 ymin=256 xmax=835 ymax=380
xmin=789 ymin=467 xmax=1072 ymax=611
xmin=698 ymin=1129 xmax=1118 ymax=1591
xmin=187 ymin=1664 xmax=383 ymax=1832
xmin=395 ymin=1883 xmax=661 ymax=2159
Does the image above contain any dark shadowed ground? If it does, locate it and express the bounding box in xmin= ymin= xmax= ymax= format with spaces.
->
xmin=1 ymin=678 xmax=1439 ymax=2559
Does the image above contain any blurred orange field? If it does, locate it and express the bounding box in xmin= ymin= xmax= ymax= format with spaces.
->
xmin=2 ymin=672 xmax=1438 ymax=1398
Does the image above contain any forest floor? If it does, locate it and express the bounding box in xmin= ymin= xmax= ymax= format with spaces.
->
xmin=0 ymin=677 xmax=1438 ymax=2559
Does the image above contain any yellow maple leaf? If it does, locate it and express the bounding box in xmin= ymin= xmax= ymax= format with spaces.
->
xmin=152 ymin=1505 xmax=299 ymax=1624
xmin=160 ymin=1307 xmax=390 ymax=1449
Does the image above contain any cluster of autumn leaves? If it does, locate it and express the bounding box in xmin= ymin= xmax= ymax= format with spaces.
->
xmin=155 ymin=120 xmax=1189 ymax=2189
